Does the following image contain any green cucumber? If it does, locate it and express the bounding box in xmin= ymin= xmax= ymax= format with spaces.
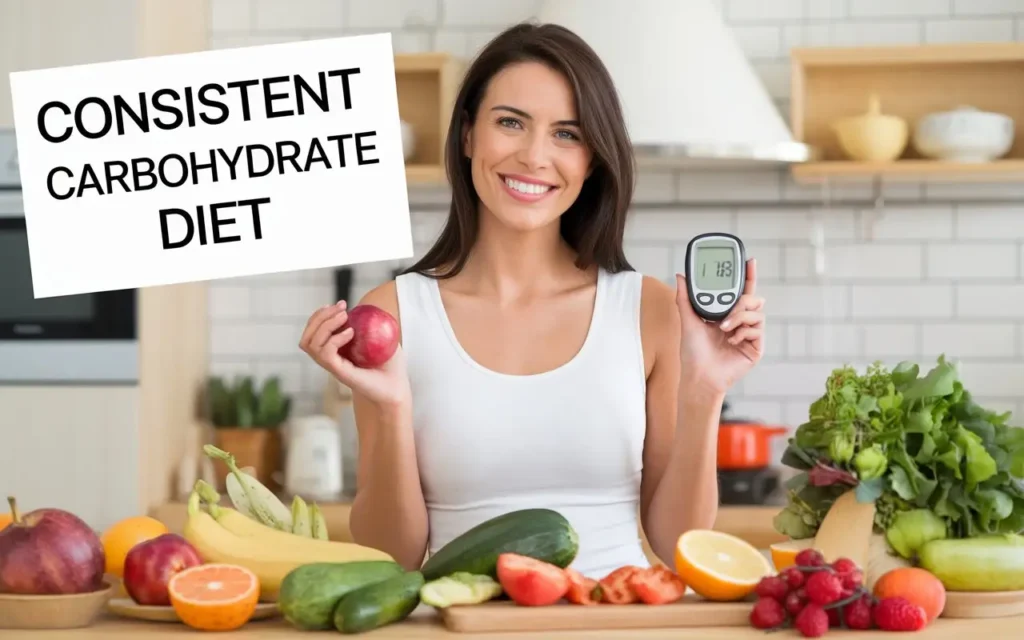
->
xmin=333 ymin=571 xmax=425 ymax=634
xmin=420 ymin=572 xmax=503 ymax=608
xmin=918 ymin=534 xmax=1024 ymax=592
xmin=420 ymin=508 xmax=578 ymax=581
xmin=277 ymin=561 xmax=404 ymax=630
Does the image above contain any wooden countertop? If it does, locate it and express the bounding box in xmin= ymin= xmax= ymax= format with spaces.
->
xmin=15 ymin=606 xmax=1023 ymax=638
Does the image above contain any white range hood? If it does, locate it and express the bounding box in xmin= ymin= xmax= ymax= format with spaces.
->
xmin=537 ymin=0 xmax=818 ymax=168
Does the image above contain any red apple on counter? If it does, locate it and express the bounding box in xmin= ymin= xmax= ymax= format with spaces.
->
xmin=123 ymin=533 xmax=202 ymax=606
xmin=336 ymin=304 xmax=399 ymax=368
xmin=0 ymin=496 xmax=106 ymax=595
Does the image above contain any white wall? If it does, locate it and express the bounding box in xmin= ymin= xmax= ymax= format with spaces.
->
xmin=206 ymin=0 xmax=1024 ymax=464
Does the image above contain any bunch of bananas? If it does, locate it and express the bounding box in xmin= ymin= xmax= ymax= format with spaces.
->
xmin=184 ymin=481 xmax=393 ymax=602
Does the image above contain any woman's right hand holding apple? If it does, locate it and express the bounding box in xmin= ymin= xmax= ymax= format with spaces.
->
xmin=299 ymin=300 xmax=411 ymax=409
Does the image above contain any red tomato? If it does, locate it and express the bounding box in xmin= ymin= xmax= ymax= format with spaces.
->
xmin=564 ymin=568 xmax=602 ymax=605
xmin=599 ymin=565 xmax=643 ymax=604
xmin=496 ymin=553 xmax=570 ymax=607
xmin=628 ymin=566 xmax=687 ymax=605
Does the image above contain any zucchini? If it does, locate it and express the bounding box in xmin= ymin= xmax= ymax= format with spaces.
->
xmin=277 ymin=561 xmax=404 ymax=630
xmin=333 ymin=571 xmax=425 ymax=634
xmin=421 ymin=508 xmax=579 ymax=581
xmin=918 ymin=534 xmax=1024 ymax=592
xmin=420 ymin=572 xmax=502 ymax=608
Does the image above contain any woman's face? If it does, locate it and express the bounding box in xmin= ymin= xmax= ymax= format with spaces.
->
xmin=463 ymin=61 xmax=593 ymax=234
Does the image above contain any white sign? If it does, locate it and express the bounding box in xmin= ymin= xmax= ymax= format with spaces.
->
xmin=9 ymin=33 xmax=413 ymax=298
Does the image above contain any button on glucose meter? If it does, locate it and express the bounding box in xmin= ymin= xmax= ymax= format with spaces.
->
xmin=684 ymin=232 xmax=746 ymax=323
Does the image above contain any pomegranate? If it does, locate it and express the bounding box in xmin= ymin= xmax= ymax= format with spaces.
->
xmin=0 ymin=496 xmax=106 ymax=595
xmin=336 ymin=304 xmax=399 ymax=368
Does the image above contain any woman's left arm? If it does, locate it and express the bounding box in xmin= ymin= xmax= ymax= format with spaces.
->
xmin=638 ymin=260 xmax=765 ymax=565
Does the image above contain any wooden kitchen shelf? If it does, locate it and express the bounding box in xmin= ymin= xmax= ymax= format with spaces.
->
xmin=395 ymin=52 xmax=463 ymax=186
xmin=789 ymin=43 xmax=1024 ymax=185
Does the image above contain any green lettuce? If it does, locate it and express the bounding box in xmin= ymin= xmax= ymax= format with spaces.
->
xmin=776 ymin=356 xmax=1024 ymax=542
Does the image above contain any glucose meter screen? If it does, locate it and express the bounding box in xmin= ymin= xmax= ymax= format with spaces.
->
xmin=695 ymin=247 xmax=736 ymax=291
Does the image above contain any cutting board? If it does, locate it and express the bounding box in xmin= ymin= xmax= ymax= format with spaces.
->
xmin=439 ymin=595 xmax=754 ymax=633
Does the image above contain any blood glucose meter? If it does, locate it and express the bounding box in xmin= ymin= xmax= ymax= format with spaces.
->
xmin=684 ymin=232 xmax=746 ymax=322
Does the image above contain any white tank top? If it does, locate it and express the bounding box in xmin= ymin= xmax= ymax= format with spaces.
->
xmin=395 ymin=267 xmax=652 ymax=579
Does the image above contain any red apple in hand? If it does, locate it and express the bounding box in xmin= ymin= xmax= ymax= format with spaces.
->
xmin=0 ymin=496 xmax=106 ymax=595
xmin=123 ymin=533 xmax=202 ymax=606
xmin=336 ymin=304 xmax=399 ymax=368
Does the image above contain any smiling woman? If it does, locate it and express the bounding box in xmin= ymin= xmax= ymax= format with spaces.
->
xmin=298 ymin=22 xmax=767 ymax=579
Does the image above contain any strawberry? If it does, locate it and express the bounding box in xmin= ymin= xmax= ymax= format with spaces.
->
xmin=805 ymin=570 xmax=843 ymax=606
xmin=795 ymin=603 xmax=829 ymax=638
xmin=843 ymin=595 xmax=874 ymax=630
xmin=781 ymin=566 xmax=805 ymax=589
xmin=840 ymin=569 xmax=864 ymax=592
xmin=750 ymin=597 xmax=787 ymax=630
xmin=795 ymin=549 xmax=826 ymax=568
xmin=874 ymin=596 xmax=928 ymax=631
xmin=784 ymin=590 xmax=807 ymax=616
xmin=754 ymin=575 xmax=789 ymax=601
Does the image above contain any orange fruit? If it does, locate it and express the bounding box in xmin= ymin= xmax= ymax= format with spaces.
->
xmin=168 ymin=563 xmax=259 ymax=631
xmin=0 ymin=513 xmax=11 ymax=531
xmin=770 ymin=539 xmax=815 ymax=571
xmin=873 ymin=567 xmax=946 ymax=622
xmin=100 ymin=516 xmax=169 ymax=577
xmin=674 ymin=529 xmax=774 ymax=601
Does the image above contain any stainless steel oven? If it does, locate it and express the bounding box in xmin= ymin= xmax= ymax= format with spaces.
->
xmin=0 ymin=128 xmax=137 ymax=383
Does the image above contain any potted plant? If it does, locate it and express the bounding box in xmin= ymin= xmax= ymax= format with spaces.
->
xmin=204 ymin=374 xmax=291 ymax=492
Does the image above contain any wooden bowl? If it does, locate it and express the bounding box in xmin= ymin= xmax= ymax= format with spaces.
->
xmin=0 ymin=578 xmax=115 ymax=629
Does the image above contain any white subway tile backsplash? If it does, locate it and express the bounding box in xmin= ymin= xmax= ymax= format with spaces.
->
xmin=724 ymin=399 xmax=785 ymax=424
xmin=954 ymin=0 xmax=1024 ymax=14
xmin=757 ymin=284 xmax=849 ymax=319
xmin=211 ymin=0 xmax=252 ymax=32
xmin=927 ymin=182 xmax=1024 ymax=200
xmin=627 ymin=211 xmax=734 ymax=241
xmin=805 ymin=0 xmax=848 ymax=20
xmin=742 ymin=362 xmax=840 ymax=397
xmin=751 ymin=61 xmax=791 ymax=99
xmin=926 ymin=243 xmax=1017 ymax=279
xmin=728 ymin=0 xmax=804 ymax=21
xmin=956 ymin=362 xmax=1024 ymax=397
xmin=251 ymin=284 xmax=334 ymax=319
xmin=925 ymin=18 xmax=1016 ymax=41
xmin=831 ymin=21 xmax=922 ymax=45
xmin=956 ymin=205 xmax=1024 ymax=239
xmin=922 ymin=323 xmax=1016 ymax=359
xmin=634 ymin=171 xmax=677 ymax=203
xmin=810 ymin=323 xmax=862 ymax=357
xmin=957 ymin=285 xmax=1024 ymax=318
xmin=850 ymin=285 xmax=954 ymax=318
xmin=677 ymin=170 xmax=782 ymax=202
xmin=863 ymin=324 xmax=920 ymax=358
xmin=864 ymin=205 xmax=954 ymax=240
xmin=625 ymin=245 xmax=672 ymax=279
xmin=253 ymin=0 xmax=345 ymax=32
xmin=348 ymin=0 xmax=439 ymax=29
xmin=745 ymin=244 xmax=783 ymax=281
xmin=211 ymin=322 xmax=303 ymax=357
xmin=737 ymin=209 xmax=857 ymax=241
xmin=848 ymin=0 xmax=950 ymax=18
xmin=786 ymin=244 xmax=923 ymax=280
xmin=209 ymin=285 xmax=252 ymax=319
xmin=432 ymin=30 xmax=470 ymax=56
xmin=731 ymin=25 xmax=783 ymax=58
xmin=441 ymin=0 xmax=541 ymax=27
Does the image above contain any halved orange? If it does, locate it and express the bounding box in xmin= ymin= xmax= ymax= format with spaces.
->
xmin=674 ymin=529 xmax=775 ymax=601
xmin=770 ymin=539 xmax=815 ymax=571
xmin=168 ymin=563 xmax=259 ymax=631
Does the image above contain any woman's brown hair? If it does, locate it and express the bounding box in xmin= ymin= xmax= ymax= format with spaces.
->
xmin=403 ymin=21 xmax=636 ymax=279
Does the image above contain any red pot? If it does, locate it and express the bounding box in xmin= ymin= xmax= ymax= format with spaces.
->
xmin=717 ymin=422 xmax=788 ymax=470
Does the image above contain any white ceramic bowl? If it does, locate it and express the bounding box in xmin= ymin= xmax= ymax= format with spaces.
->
xmin=913 ymin=106 xmax=1014 ymax=163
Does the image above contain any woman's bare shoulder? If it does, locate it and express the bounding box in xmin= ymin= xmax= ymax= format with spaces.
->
xmin=639 ymin=274 xmax=682 ymax=374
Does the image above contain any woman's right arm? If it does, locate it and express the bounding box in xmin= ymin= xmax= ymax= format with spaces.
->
xmin=298 ymin=281 xmax=429 ymax=571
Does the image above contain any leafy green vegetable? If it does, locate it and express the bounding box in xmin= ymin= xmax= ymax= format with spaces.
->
xmin=775 ymin=356 xmax=1024 ymax=542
